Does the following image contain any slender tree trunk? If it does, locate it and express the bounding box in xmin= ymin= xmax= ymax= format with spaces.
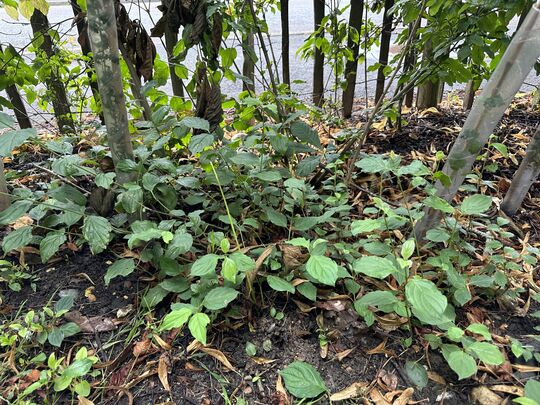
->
xmin=342 ymin=0 xmax=365 ymax=117
xmin=403 ymin=23 xmax=417 ymax=107
xmin=0 ymin=160 xmax=9 ymax=212
xmin=501 ymin=125 xmax=540 ymax=215
xmin=375 ymin=0 xmax=394 ymax=103
xmin=281 ymin=0 xmax=290 ymax=87
xmin=413 ymin=4 xmax=540 ymax=240
xmin=463 ymin=79 xmax=476 ymax=110
xmin=87 ymin=0 xmax=136 ymax=185
xmin=416 ymin=39 xmax=439 ymax=109
xmin=242 ymin=31 xmax=255 ymax=93
xmin=163 ymin=5 xmax=184 ymax=98
xmin=30 ymin=10 xmax=75 ymax=133
xmin=313 ymin=0 xmax=325 ymax=106
xmin=5 ymin=85 xmax=31 ymax=129
xmin=117 ymin=43 xmax=152 ymax=121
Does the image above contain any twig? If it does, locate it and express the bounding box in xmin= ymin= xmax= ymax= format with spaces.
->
xmin=31 ymin=163 xmax=90 ymax=195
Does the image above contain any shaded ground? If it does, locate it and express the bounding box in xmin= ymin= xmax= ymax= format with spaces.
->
xmin=1 ymin=99 xmax=540 ymax=404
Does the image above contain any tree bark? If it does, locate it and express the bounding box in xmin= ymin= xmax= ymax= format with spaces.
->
xmin=162 ymin=3 xmax=184 ymax=99
xmin=87 ymin=0 xmax=136 ymax=184
xmin=501 ymin=125 xmax=540 ymax=215
xmin=30 ymin=10 xmax=75 ymax=133
xmin=413 ymin=4 xmax=540 ymax=240
xmin=403 ymin=23 xmax=417 ymax=108
xmin=281 ymin=0 xmax=290 ymax=87
xmin=416 ymin=39 xmax=439 ymax=109
xmin=375 ymin=0 xmax=394 ymax=103
xmin=313 ymin=0 xmax=325 ymax=106
xmin=242 ymin=31 xmax=255 ymax=93
xmin=342 ymin=0 xmax=364 ymax=117
xmin=462 ymin=79 xmax=476 ymax=110
xmin=0 ymin=160 xmax=9 ymax=212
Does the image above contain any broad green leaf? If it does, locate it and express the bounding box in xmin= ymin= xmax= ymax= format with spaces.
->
xmin=202 ymin=287 xmax=239 ymax=310
xmin=266 ymin=207 xmax=288 ymax=228
xmin=353 ymin=256 xmax=396 ymax=279
xmin=189 ymin=133 xmax=214 ymax=154
xmin=290 ymin=121 xmax=321 ymax=148
xmin=351 ymin=219 xmax=382 ymax=235
xmin=229 ymin=252 xmax=255 ymax=272
xmin=188 ymin=312 xmax=210 ymax=345
xmin=40 ymin=230 xmax=66 ymax=263
xmin=469 ymin=342 xmax=504 ymax=365
xmin=160 ymin=308 xmax=192 ymax=331
xmin=120 ymin=186 xmax=143 ymax=214
xmin=460 ymin=194 xmax=492 ymax=215
xmin=447 ymin=327 xmax=464 ymax=341
xmin=63 ymin=358 xmax=93 ymax=378
xmin=297 ymin=282 xmax=317 ymax=301
xmin=82 ymin=216 xmax=111 ymax=254
xmin=105 ymin=259 xmax=136 ymax=286
xmin=142 ymin=285 xmax=169 ymax=308
xmin=293 ymin=216 xmax=320 ymax=231
xmin=305 ymin=255 xmax=338 ymax=286
xmin=424 ymin=195 xmax=454 ymax=214
xmin=356 ymin=291 xmax=398 ymax=308
xmin=0 ymin=112 xmax=16 ymax=129
xmin=401 ymin=239 xmax=415 ymax=260
xmin=447 ymin=351 xmax=477 ymax=380
xmin=405 ymin=277 xmax=448 ymax=325
xmin=425 ymin=228 xmax=450 ymax=243
xmin=2 ymin=226 xmax=33 ymax=254
xmin=59 ymin=322 xmax=80 ymax=337
xmin=73 ymin=380 xmax=90 ymax=397
xmin=165 ymin=231 xmax=193 ymax=259
xmin=95 ymin=172 xmax=116 ymax=189
xmin=525 ymin=380 xmax=540 ymax=404
xmin=280 ymin=361 xmax=327 ymax=399
xmin=254 ymin=170 xmax=282 ymax=182
xmin=53 ymin=374 xmax=72 ymax=392
xmin=466 ymin=323 xmax=491 ymax=340
xmin=222 ymin=257 xmax=238 ymax=282
xmin=0 ymin=128 xmax=37 ymax=157
xmin=404 ymin=361 xmax=428 ymax=389
xmin=0 ymin=200 xmax=33 ymax=225
xmin=55 ymin=295 xmax=74 ymax=313
xmin=47 ymin=328 xmax=64 ymax=347
xmin=190 ymin=254 xmax=219 ymax=277
xmin=181 ymin=116 xmax=210 ymax=131
xmin=267 ymin=275 xmax=295 ymax=293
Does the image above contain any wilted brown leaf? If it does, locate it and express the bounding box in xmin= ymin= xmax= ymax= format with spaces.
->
xmin=201 ymin=347 xmax=236 ymax=372
xmin=158 ymin=354 xmax=170 ymax=391
xmin=65 ymin=311 xmax=116 ymax=333
xmin=393 ymin=387 xmax=414 ymax=405
xmin=329 ymin=382 xmax=369 ymax=401
xmin=471 ymin=386 xmax=503 ymax=405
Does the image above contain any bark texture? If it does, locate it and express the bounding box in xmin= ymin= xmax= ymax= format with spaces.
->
xmin=416 ymin=40 xmax=439 ymax=109
xmin=30 ymin=10 xmax=75 ymax=133
xmin=501 ymin=125 xmax=540 ymax=215
xmin=414 ymin=4 xmax=540 ymax=239
xmin=313 ymin=0 xmax=325 ymax=106
xmin=281 ymin=0 xmax=290 ymax=86
xmin=342 ymin=0 xmax=364 ymax=117
xmin=87 ymin=0 xmax=136 ymax=184
xmin=0 ymin=160 xmax=9 ymax=212
xmin=375 ymin=0 xmax=394 ymax=103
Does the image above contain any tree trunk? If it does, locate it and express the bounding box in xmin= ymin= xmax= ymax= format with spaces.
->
xmin=0 ymin=160 xmax=9 ymax=212
xmin=5 ymin=85 xmax=31 ymax=129
xmin=30 ymin=10 xmax=75 ymax=133
xmin=403 ymin=23 xmax=417 ymax=108
xmin=413 ymin=4 xmax=540 ymax=240
xmin=375 ymin=0 xmax=394 ymax=103
xmin=281 ymin=0 xmax=290 ymax=87
xmin=313 ymin=0 xmax=325 ymax=106
xmin=416 ymin=39 xmax=439 ymax=109
xmin=163 ymin=5 xmax=184 ymax=98
xmin=87 ymin=0 xmax=136 ymax=185
xmin=117 ymin=42 xmax=152 ymax=121
xmin=242 ymin=31 xmax=255 ymax=93
xmin=342 ymin=0 xmax=365 ymax=117
xmin=463 ymin=79 xmax=476 ymax=110
xmin=501 ymin=125 xmax=540 ymax=215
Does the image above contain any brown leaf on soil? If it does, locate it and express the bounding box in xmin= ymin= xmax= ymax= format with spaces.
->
xmin=316 ymin=299 xmax=348 ymax=312
xmin=512 ymin=364 xmax=540 ymax=372
xmin=251 ymin=357 xmax=277 ymax=365
xmin=329 ymin=382 xmax=369 ymax=401
xmin=184 ymin=362 xmax=203 ymax=371
xmin=84 ymin=287 xmax=96 ymax=302
xmin=292 ymin=299 xmax=315 ymax=313
xmin=276 ymin=374 xmax=291 ymax=405
xmin=280 ymin=244 xmax=308 ymax=270
xmin=65 ymin=311 xmax=117 ymax=333
xmin=335 ymin=348 xmax=354 ymax=361
xmin=110 ymin=362 xmax=132 ymax=386
xmin=471 ymin=386 xmax=503 ymax=405
xmin=77 ymin=396 xmax=95 ymax=405
xmin=378 ymin=369 xmax=398 ymax=391
xmin=12 ymin=215 xmax=33 ymax=229
xmin=366 ymin=340 xmax=394 ymax=357
xmin=133 ymin=337 xmax=153 ymax=357
xmin=427 ymin=371 xmax=446 ymax=385
xmin=369 ymin=387 xmax=391 ymax=405
xmin=158 ymin=354 xmax=170 ymax=391
xmin=393 ymin=387 xmax=414 ymax=405
xmin=490 ymin=384 xmax=524 ymax=396
xmin=153 ymin=334 xmax=172 ymax=351
xmin=200 ymin=347 xmax=236 ymax=372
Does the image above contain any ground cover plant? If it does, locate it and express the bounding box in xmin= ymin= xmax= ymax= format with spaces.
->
xmin=1 ymin=0 xmax=540 ymax=404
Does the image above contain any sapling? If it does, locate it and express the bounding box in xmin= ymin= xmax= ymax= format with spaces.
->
xmin=501 ymin=124 xmax=540 ymax=215
xmin=414 ymin=1 xmax=540 ymax=240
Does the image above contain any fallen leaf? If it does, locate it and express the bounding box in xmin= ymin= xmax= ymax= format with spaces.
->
xmin=394 ymin=387 xmax=414 ymax=405
xmin=133 ymin=337 xmax=153 ymax=357
xmin=490 ymin=384 xmax=523 ymax=396
xmin=335 ymin=348 xmax=354 ymax=361
xmin=13 ymin=215 xmax=33 ymax=229
xmin=276 ymin=374 xmax=291 ymax=405
xmin=329 ymin=382 xmax=369 ymax=401
xmin=378 ymin=369 xmax=398 ymax=391
xmin=77 ymin=396 xmax=95 ymax=405
xmin=201 ymin=347 xmax=236 ymax=372
xmin=427 ymin=371 xmax=446 ymax=385
xmin=316 ymin=299 xmax=348 ymax=312
xmin=65 ymin=311 xmax=116 ymax=333
xmin=158 ymin=354 xmax=170 ymax=391
xmin=116 ymin=304 xmax=133 ymax=318
xmin=370 ymin=387 xmax=391 ymax=405
xmin=84 ymin=287 xmax=96 ymax=302
xmin=153 ymin=334 xmax=172 ymax=351
xmin=471 ymin=386 xmax=502 ymax=405
xmin=251 ymin=357 xmax=277 ymax=365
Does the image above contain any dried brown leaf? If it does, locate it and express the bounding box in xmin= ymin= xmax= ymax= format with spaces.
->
xmin=201 ymin=347 xmax=236 ymax=372
xmin=158 ymin=354 xmax=170 ymax=391
xmin=471 ymin=386 xmax=503 ymax=405
xmin=329 ymin=382 xmax=369 ymax=401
